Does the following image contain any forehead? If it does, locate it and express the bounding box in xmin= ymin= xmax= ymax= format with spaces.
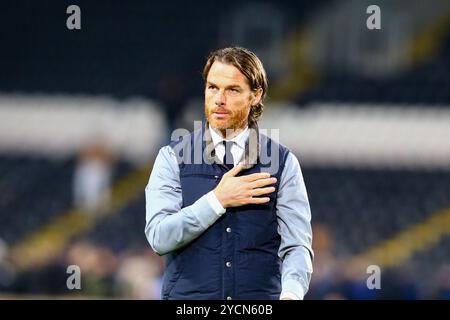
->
xmin=207 ymin=61 xmax=250 ymax=88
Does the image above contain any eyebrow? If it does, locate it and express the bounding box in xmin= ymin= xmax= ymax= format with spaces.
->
xmin=206 ymin=81 xmax=243 ymax=89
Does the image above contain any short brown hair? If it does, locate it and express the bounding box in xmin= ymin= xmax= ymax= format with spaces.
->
xmin=203 ymin=47 xmax=268 ymax=127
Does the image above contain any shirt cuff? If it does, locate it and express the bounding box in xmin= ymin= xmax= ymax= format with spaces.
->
xmin=281 ymin=278 xmax=305 ymax=300
xmin=280 ymin=291 xmax=302 ymax=300
xmin=206 ymin=190 xmax=226 ymax=216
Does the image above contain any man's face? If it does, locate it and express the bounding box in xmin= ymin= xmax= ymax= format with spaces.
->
xmin=204 ymin=61 xmax=261 ymax=133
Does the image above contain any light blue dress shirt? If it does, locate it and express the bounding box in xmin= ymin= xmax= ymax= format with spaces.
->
xmin=145 ymin=129 xmax=314 ymax=299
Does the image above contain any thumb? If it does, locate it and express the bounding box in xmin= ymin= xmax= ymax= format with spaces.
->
xmin=225 ymin=162 xmax=245 ymax=177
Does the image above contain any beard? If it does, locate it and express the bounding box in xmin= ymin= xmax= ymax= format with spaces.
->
xmin=205 ymin=104 xmax=250 ymax=132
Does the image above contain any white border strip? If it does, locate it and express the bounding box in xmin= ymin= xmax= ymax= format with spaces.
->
xmin=0 ymin=94 xmax=166 ymax=164
xmin=260 ymin=103 xmax=450 ymax=169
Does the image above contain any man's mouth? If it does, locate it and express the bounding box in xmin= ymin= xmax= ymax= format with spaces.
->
xmin=212 ymin=110 xmax=230 ymax=119
xmin=212 ymin=109 xmax=229 ymax=115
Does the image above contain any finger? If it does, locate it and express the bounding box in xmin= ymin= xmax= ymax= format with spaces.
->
xmin=247 ymin=197 xmax=271 ymax=204
xmin=241 ymin=172 xmax=271 ymax=182
xmin=225 ymin=162 xmax=245 ymax=177
xmin=251 ymin=186 xmax=276 ymax=197
xmin=249 ymin=177 xmax=277 ymax=189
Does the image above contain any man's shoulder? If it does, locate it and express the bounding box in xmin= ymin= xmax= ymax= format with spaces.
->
xmin=258 ymin=131 xmax=291 ymax=156
xmin=167 ymin=127 xmax=202 ymax=150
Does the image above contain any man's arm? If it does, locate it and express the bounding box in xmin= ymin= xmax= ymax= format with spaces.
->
xmin=277 ymin=152 xmax=314 ymax=300
xmin=145 ymin=146 xmax=224 ymax=255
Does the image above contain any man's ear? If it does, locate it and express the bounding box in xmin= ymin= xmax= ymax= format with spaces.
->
xmin=252 ymin=88 xmax=263 ymax=106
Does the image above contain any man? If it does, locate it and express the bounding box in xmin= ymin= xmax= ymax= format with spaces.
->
xmin=145 ymin=47 xmax=313 ymax=300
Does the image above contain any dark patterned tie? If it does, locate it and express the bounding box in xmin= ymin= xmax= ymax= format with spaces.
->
xmin=223 ymin=140 xmax=234 ymax=169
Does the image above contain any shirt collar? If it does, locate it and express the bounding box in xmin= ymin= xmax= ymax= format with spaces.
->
xmin=209 ymin=124 xmax=249 ymax=150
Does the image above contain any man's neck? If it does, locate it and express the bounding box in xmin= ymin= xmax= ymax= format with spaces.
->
xmin=212 ymin=125 xmax=248 ymax=140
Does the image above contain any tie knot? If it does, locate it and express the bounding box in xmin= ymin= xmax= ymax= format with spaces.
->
xmin=224 ymin=140 xmax=233 ymax=150
xmin=223 ymin=140 xmax=234 ymax=168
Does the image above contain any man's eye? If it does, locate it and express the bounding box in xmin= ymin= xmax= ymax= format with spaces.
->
xmin=229 ymin=88 xmax=239 ymax=93
xmin=208 ymin=85 xmax=217 ymax=90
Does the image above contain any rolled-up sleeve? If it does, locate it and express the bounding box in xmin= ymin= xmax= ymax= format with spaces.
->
xmin=277 ymin=152 xmax=314 ymax=299
xmin=144 ymin=146 xmax=222 ymax=255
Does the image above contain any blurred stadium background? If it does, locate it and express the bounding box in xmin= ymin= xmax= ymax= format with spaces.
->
xmin=0 ymin=0 xmax=449 ymax=299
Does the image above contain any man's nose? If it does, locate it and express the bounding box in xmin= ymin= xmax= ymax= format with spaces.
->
xmin=215 ymin=90 xmax=226 ymax=106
